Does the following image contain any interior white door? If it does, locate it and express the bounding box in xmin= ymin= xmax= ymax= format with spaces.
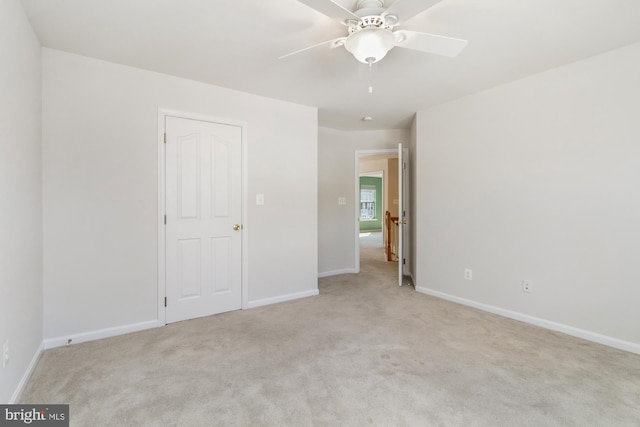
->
xmin=165 ymin=116 xmax=242 ymax=324
xmin=398 ymin=144 xmax=403 ymax=287
xmin=397 ymin=143 xmax=410 ymax=286
xmin=401 ymin=146 xmax=410 ymax=278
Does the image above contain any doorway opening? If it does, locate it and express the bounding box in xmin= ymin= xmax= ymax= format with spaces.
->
xmin=355 ymin=148 xmax=411 ymax=287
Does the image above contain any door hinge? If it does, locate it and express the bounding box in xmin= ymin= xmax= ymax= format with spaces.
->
xmin=164 ymin=297 xmax=167 ymax=307
xmin=403 ymin=258 xmax=406 ymax=265
xmin=164 ymin=133 xmax=167 ymax=144
xmin=164 ymin=214 xmax=167 ymax=225
xmin=403 ymin=162 xmax=406 ymax=169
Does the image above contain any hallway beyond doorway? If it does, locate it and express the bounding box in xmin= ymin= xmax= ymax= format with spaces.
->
xmin=360 ymin=231 xmax=413 ymax=287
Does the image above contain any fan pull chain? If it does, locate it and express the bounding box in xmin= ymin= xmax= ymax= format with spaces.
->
xmin=367 ymin=59 xmax=375 ymax=94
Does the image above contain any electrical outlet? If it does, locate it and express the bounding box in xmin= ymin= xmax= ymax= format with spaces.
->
xmin=464 ymin=268 xmax=473 ymax=281
xmin=522 ymin=280 xmax=532 ymax=293
xmin=2 ymin=340 xmax=8 ymax=368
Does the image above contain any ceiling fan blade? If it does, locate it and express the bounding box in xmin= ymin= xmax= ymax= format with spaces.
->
xmin=297 ymin=0 xmax=360 ymax=25
xmin=383 ymin=0 xmax=443 ymax=24
xmin=279 ymin=37 xmax=346 ymax=59
xmin=394 ymin=30 xmax=468 ymax=57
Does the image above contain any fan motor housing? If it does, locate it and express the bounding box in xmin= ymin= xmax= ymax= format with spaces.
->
xmin=348 ymin=15 xmax=389 ymax=34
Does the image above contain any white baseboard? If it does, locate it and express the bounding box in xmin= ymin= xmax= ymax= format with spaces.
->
xmin=43 ymin=320 xmax=158 ymax=350
xmin=247 ymin=289 xmax=319 ymax=309
xmin=416 ymin=286 xmax=640 ymax=355
xmin=10 ymin=341 xmax=44 ymax=404
xmin=318 ymin=268 xmax=357 ymax=278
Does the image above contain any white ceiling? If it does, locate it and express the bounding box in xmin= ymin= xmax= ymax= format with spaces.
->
xmin=20 ymin=0 xmax=640 ymax=131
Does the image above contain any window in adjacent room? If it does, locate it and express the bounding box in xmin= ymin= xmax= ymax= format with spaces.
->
xmin=360 ymin=186 xmax=376 ymax=220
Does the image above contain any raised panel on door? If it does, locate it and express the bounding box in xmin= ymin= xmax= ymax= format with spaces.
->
xmin=211 ymin=237 xmax=231 ymax=294
xmin=178 ymin=238 xmax=201 ymax=299
xmin=178 ymin=133 xmax=200 ymax=219
xmin=212 ymin=139 xmax=231 ymax=219
xmin=165 ymin=116 xmax=242 ymax=324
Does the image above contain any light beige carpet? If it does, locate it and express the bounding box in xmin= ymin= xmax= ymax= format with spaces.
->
xmin=21 ymin=232 xmax=640 ymax=426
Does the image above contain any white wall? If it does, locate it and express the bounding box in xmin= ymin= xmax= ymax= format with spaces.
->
xmin=318 ymin=127 xmax=409 ymax=276
xmin=42 ymin=49 xmax=318 ymax=341
xmin=416 ymin=42 xmax=640 ymax=350
xmin=0 ymin=0 xmax=43 ymax=403
xmin=359 ymin=158 xmax=386 ymax=174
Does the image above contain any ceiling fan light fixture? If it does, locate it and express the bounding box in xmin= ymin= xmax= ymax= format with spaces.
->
xmin=344 ymin=27 xmax=396 ymax=64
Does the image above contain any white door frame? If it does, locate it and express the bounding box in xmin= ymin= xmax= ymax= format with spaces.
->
xmin=354 ymin=148 xmax=397 ymax=273
xmin=400 ymin=146 xmax=411 ymax=278
xmin=398 ymin=143 xmax=411 ymax=286
xmin=157 ymin=108 xmax=249 ymax=326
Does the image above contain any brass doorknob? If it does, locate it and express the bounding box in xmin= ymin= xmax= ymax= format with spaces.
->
xmin=233 ymin=224 xmax=242 ymax=231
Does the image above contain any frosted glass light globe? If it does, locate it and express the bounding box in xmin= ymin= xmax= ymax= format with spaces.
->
xmin=344 ymin=27 xmax=396 ymax=64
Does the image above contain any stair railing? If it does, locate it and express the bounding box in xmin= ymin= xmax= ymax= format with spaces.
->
xmin=385 ymin=211 xmax=399 ymax=262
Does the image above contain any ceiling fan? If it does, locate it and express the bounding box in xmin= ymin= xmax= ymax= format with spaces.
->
xmin=280 ymin=0 xmax=468 ymax=64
